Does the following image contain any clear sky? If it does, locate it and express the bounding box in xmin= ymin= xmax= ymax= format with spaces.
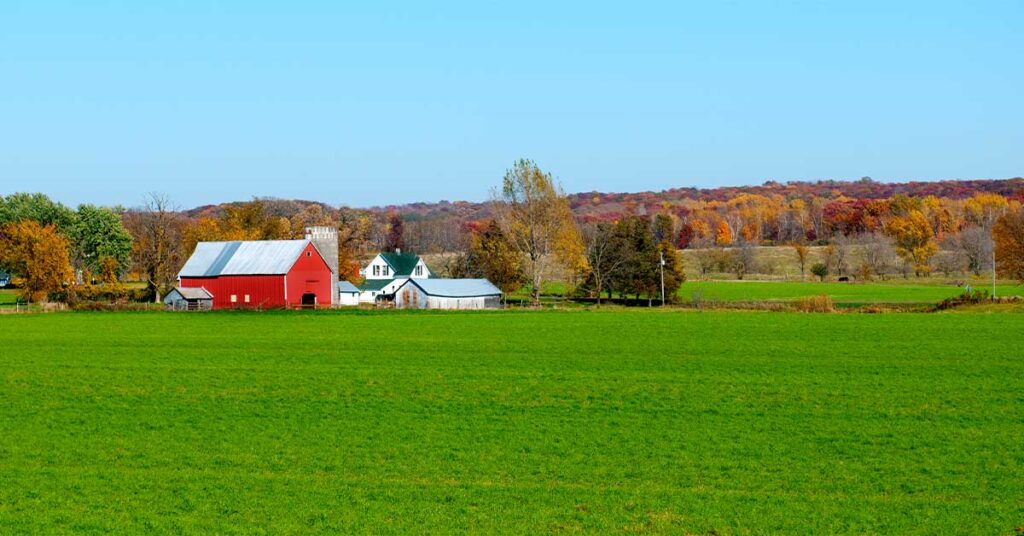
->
xmin=1 ymin=1 xmax=1021 ymax=209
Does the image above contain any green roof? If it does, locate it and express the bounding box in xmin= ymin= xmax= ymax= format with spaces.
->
xmin=379 ymin=252 xmax=421 ymax=276
xmin=358 ymin=279 xmax=395 ymax=292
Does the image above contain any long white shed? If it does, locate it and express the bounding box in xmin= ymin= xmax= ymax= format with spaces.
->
xmin=393 ymin=278 xmax=502 ymax=310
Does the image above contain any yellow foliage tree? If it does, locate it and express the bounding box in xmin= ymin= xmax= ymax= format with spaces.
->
xmin=883 ymin=210 xmax=937 ymax=276
xmin=715 ymin=220 xmax=733 ymax=245
xmin=0 ymin=220 xmax=74 ymax=302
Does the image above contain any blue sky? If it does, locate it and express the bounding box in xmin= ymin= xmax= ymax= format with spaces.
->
xmin=1 ymin=1 xmax=1021 ymax=208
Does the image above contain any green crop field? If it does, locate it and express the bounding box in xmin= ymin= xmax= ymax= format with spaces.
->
xmin=0 ymin=290 xmax=17 ymax=306
xmin=1 ymin=310 xmax=1022 ymax=534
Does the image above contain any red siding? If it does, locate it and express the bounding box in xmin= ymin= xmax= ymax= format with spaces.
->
xmin=181 ymin=275 xmax=286 ymax=309
xmin=285 ymin=242 xmax=333 ymax=306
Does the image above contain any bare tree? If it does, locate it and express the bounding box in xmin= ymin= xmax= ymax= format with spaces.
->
xmin=947 ymin=226 xmax=992 ymax=276
xmin=858 ymin=232 xmax=898 ymax=280
xmin=122 ymin=193 xmax=185 ymax=302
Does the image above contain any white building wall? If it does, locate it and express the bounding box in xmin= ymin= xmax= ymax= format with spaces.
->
xmin=338 ymin=292 xmax=360 ymax=306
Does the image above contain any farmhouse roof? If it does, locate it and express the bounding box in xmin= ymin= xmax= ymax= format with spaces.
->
xmin=338 ymin=281 xmax=360 ymax=293
xmin=379 ymin=251 xmax=421 ymax=276
xmin=359 ymin=278 xmax=395 ymax=292
xmin=170 ymin=286 xmax=213 ymax=300
xmin=405 ymin=278 xmax=502 ymax=298
xmin=178 ymin=240 xmax=315 ymax=277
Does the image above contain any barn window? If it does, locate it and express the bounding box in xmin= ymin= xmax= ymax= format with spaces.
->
xmin=230 ymin=294 xmax=237 ymax=303
xmin=244 ymin=294 xmax=250 ymax=303
xmin=306 ymin=251 xmax=311 ymax=257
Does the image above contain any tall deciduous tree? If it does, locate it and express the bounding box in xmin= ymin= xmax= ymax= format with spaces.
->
xmin=385 ymin=213 xmax=405 ymax=252
xmin=451 ymin=220 xmax=525 ymax=294
xmin=123 ymin=193 xmax=185 ymax=301
xmin=994 ymin=209 xmax=1024 ymax=283
xmin=492 ymin=159 xmax=587 ymax=305
xmin=883 ymin=210 xmax=937 ymax=276
xmin=0 ymin=220 xmax=74 ymax=302
xmin=73 ymin=204 xmax=134 ymax=277
xmin=791 ymin=243 xmax=809 ymax=280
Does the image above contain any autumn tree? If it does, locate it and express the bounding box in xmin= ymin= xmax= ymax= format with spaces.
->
xmin=385 ymin=213 xmax=405 ymax=252
xmin=657 ymin=240 xmax=685 ymax=303
xmin=451 ymin=220 xmax=525 ymax=294
xmin=883 ymin=210 xmax=937 ymax=276
xmin=492 ymin=159 xmax=588 ymax=305
xmin=791 ymin=243 xmax=809 ymax=280
xmin=0 ymin=193 xmax=77 ymax=234
xmin=994 ymin=209 xmax=1024 ymax=282
xmin=0 ymin=221 xmax=74 ymax=302
xmin=122 ymin=193 xmax=185 ymax=301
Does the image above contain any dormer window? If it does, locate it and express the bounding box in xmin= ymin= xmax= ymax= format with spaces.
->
xmin=415 ymin=265 xmax=423 ymax=276
xmin=372 ymin=265 xmax=380 ymax=276
xmin=383 ymin=266 xmax=389 ymax=276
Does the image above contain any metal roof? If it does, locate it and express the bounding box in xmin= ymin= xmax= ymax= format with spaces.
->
xmin=338 ymin=281 xmax=360 ymax=293
xmin=169 ymin=286 xmax=213 ymax=300
xmin=405 ymin=278 xmax=502 ymax=297
xmin=178 ymin=240 xmax=311 ymax=277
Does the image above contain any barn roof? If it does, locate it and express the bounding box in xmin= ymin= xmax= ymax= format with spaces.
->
xmin=338 ymin=281 xmax=360 ymax=293
xmin=179 ymin=240 xmax=313 ymax=277
xmin=379 ymin=251 xmax=422 ymax=276
xmin=169 ymin=286 xmax=213 ymax=300
xmin=406 ymin=278 xmax=502 ymax=298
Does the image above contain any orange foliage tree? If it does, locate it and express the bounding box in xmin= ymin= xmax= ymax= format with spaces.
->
xmin=0 ymin=220 xmax=74 ymax=302
xmin=994 ymin=209 xmax=1024 ymax=282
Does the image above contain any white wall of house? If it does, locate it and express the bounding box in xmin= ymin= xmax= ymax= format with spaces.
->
xmin=338 ymin=291 xmax=360 ymax=306
xmin=363 ymin=255 xmax=394 ymax=279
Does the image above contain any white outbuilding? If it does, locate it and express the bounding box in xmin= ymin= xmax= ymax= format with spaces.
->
xmin=393 ymin=278 xmax=502 ymax=310
xmin=338 ymin=280 xmax=361 ymax=306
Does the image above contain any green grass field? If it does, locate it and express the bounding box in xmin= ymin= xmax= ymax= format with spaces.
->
xmin=1 ymin=310 xmax=1022 ymax=533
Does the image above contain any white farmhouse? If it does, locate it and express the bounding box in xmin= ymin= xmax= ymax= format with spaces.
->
xmin=356 ymin=250 xmax=431 ymax=303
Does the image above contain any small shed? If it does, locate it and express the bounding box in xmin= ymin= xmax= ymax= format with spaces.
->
xmin=164 ymin=286 xmax=214 ymax=311
xmin=338 ymin=281 xmax=361 ymax=306
xmin=394 ymin=278 xmax=502 ymax=310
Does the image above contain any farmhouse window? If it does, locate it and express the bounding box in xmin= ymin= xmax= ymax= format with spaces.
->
xmin=415 ymin=265 xmax=423 ymax=276
xmin=383 ymin=266 xmax=389 ymax=276
xmin=373 ymin=265 xmax=380 ymax=276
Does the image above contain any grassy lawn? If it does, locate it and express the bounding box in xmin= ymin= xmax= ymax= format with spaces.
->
xmin=1 ymin=310 xmax=1022 ymax=533
xmin=0 ymin=290 xmax=18 ymax=305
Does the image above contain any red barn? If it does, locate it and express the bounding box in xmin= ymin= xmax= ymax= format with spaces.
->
xmin=177 ymin=239 xmax=334 ymax=309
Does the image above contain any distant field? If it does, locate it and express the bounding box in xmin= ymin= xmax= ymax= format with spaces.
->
xmin=679 ymin=280 xmax=1022 ymax=306
xmin=1 ymin=310 xmax=1022 ymax=533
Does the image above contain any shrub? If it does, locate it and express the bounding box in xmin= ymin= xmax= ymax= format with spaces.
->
xmin=810 ymin=263 xmax=828 ymax=281
xmin=795 ymin=294 xmax=833 ymax=313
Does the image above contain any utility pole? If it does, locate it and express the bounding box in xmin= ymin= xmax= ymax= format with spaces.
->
xmin=992 ymin=236 xmax=997 ymax=299
xmin=660 ymin=250 xmax=666 ymax=306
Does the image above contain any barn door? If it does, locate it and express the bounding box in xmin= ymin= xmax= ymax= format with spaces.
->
xmin=301 ymin=293 xmax=317 ymax=308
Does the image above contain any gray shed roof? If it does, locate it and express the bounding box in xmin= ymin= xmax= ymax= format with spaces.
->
xmin=338 ymin=281 xmax=360 ymax=293
xmin=178 ymin=240 xmax=312 ymax=277
xmin=405 ymin=278 xmax=502 ymax=298
xmin=168 ymin=286 xmax=213 ymax=300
